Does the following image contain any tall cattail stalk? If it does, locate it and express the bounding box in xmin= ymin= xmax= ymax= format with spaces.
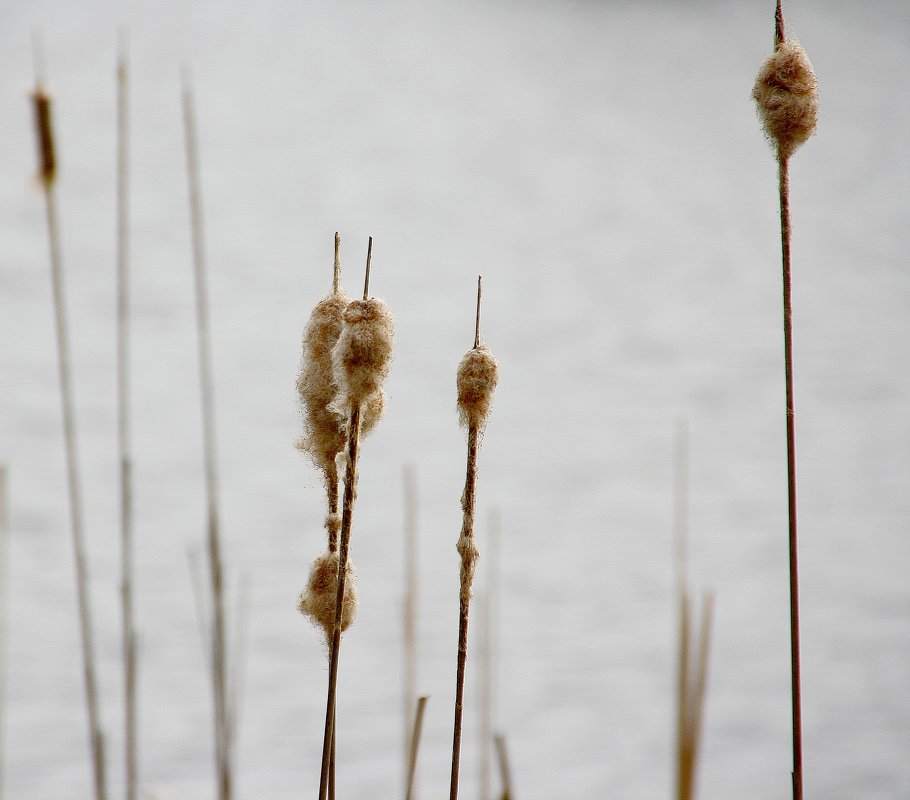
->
xmin=449 ymin=277 xmax=499 ymax=800
xmin=30 ymin=41 xmax=108 ymax=800
xmin=315 ymin=239 xmax=394 ymax=800
xmin=402 ymin=464 xmax=418 ymax=795
xmin=0 ymin=465 xmax=8 ymax=800
xmin=181 ymin=71 xmax=231 ymax=800
xmin=115 ymin=32 xmax=139 ymax=800
xmin=752 ymin=4 xmax=818 ymax=798
xmin=297 ymin=233 xmax=353 ymax=800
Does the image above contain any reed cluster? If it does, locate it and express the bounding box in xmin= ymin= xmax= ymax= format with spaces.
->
xmin=12 ymin=3 xmax=829 ymax=798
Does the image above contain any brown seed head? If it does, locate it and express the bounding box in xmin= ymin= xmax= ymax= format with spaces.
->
xmin=32 ymin=88 xmax=56 ymax=188
xmin=332 ymin=298 xmax=395 ymax=411
xmin=298 ymin=550 xmax=358 ymax=640
xmin=457 ymin=344 xmax=499 ymax=429
xmin=296 ymin=291 xmax=350 ymax=477
xmin=753 ymin=39 xmax=818 ymax=159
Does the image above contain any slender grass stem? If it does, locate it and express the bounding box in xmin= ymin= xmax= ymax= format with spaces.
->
xmin=0 ymin=466 xmax=8 ymax=800
xmin=402 ymin=465 xmax=418 ymax=796
xmin=31 ymin=52 xmax=108 ymax=799
xmin=405 ymin=696 xmax=429 ymax=800
xmin=181 ymin=71 xmax=231 ymax=800
xmin=115 ymin=32 xmax=139 ymax=800
xmin=493 ymin=734 xmax=513 ymax=800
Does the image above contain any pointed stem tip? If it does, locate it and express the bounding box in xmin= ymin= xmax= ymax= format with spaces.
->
xmin=775 ymin=0 xmax=786 ymax=47
xmin=363 ymin=237 xmax=373 ymax=300
xmin=333 ymin=232 xmax=341 ymax=295
xmin=474 ymin=276 xmax=482 ymax=349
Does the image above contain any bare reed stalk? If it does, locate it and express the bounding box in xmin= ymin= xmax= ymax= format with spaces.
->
xmin=493 ymin=734 xmax=513 ymax=800
xmin=404 ymin=695 xmax=429 ymax=800
xmin=402 ymin=464 xmax=418 ymax=794
xmin=0 ymin=466 xmax=8 ymax=800
xmin=672 ymin=421 xmax=715 ymax=800
xmin=316 ymin=239 xmax=394 ymax=800
xmin=31 ymin=43 xmax=108 ymax=800
xmin=752 ymin=5 xmax=818 ymax=797
xmin=115 ymin=33 xmax=139 ymax=800
xmin=478 ymin=509 xmax=501 ymax=800
xmin=181 ymin=72 xmax=231 ymax=800
xmin=450 ymin=277 xmax=498 ymax=800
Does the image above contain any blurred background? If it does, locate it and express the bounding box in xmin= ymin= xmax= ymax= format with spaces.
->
xmin=0 ymin=0 xmax=908 ymax=798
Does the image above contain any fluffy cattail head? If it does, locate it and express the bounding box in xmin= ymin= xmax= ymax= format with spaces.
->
xmin=457 ymin=344 xmax=499 ymax=429
xmin=296 ymin=291 xmax=350 ymax=475
xmin=753 ymin=39 xmax=818 ymax=159
xmin=332 ymin=298 xmax=395 ymax=411
xmin=298 ymin=551 xmax=358 ymax=640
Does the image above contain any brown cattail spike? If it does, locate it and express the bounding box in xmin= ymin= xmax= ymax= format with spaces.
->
xmin=332 ymin=298 xmax=395 ymax=412
xmin=297 ymin=292 xmax=350 ymax=473
xmin=32 ymin=89 xmax=56 ymax=188
xmin=753 ymin=38 xmax=818 ymax=160
xmin=298 ymin=551 xmax=358 ymax=641
xmin=457 ymin=346 xmax=499 ymax=431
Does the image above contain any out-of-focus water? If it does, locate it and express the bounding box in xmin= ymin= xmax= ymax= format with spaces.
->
xmin=1 ymin=1 xmax=908 ymax=798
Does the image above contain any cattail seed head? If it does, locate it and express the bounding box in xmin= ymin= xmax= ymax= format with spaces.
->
xmin=31 ymin=88 xmax=57 ymax=188
xmin=297 ymin=291 xmax=350 ymax=477
xmin=298 ymin=550 xmax=358 ymax=639
xmin=332 ymin=298 xmax=394 ymax=412
xmin=457 ymin=344 xmax=499 ymax=430
xmin=753 ymin=39 xmax=818 ymax=159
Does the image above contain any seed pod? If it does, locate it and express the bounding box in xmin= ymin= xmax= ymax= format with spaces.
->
xmin=456 ymin=344 xmax=499 ymax=430
xmin=32 ymin=88 xmax=57 ymax=188
xmin=298 ymin=550 xmax=358 ymax=639
xmin=753 ymin=39 xmax=818 ymax=159
xmin=296 ymin=291 xmax=350 ymax=476
xmin=332 ymin=298 xmax=395 ymax=412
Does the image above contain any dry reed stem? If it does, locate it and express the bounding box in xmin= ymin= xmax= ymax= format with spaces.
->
xmin=402 ymin=465 xmax=418 ymax=795
xmin=31 ymin=56 xmax=108 ymax=800
xmin=405 ymin=696 xmax=429 ymax=800
xmin=182 ymin=72 xmax=231 ymax=800
xmin=115 ymin=33 xmax=139 ymax=800
xmin=493 ymin=733 xmax=513 ymax=800
xmin=752 ymin=5 xmax=817 ymax=796
xmin=0 ymin=466 xmax=8 ymax=800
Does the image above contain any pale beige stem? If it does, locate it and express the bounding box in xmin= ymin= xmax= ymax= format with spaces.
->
xmin=405 ymin=696 xmax=429 ymax=800
xmin=182 ymin=72 xmax=231 ymax=800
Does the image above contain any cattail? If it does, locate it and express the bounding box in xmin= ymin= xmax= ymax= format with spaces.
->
xmin=297 ymin=291 xmax=350 ymax=475
xmin=31 ymin=88 xmax=56 ymax=188
xmin=331 ymin=297 xmax=395 ymax=414
xmin=752 ymin=5 xmax=816 ymax=799
xmin=753 ymin=36 xmax=818 ymax=160
xmin=457 ymin=345 xmax=499 ymax=434
xmin=316 ymin=239 xmax=394 ymax=800
xmin=450 ymin=277 xmax=498 ymax=800
xmin=298 ymin=551 xmax=358 ymax=640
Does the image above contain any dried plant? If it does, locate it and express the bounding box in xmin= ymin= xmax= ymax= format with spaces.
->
xmin=449 ymin=277 xmax=498 ymax=800
xmin=31 ymin=41 xmax=108 ymax=800
xmin=752 ymin=3 xmax=819 ymax=798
